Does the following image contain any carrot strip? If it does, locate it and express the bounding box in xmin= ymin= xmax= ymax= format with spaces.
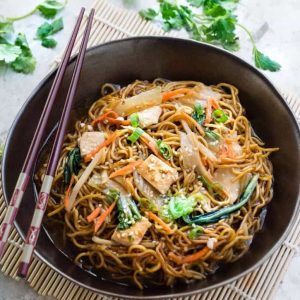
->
xmin=94 ymin=201 xmax=117 ymax=233
xmin=205 ymin=99 xmax=213 ymax=125
xmin=84 ymin=132 xmax=119 ymax=163
xmin=162 ymin=88 xmax=195 ymax=102
xmin=87 ymin=206 xmax=101 ymax=222
xmin=218 ymin=141 xmax=235 ymax=159
xmin=211 ymin=98 xmax=220 ymax=109
xmin=168 ymin=246 xmax=210 ymax=265
xmin=64 ymin=176 xmax=75 ymax=210
xmin=140 ymin=136 xmax=160 ymax=157
xmin=109 ymin=160 xmax=143 ymax=178
xmin=93 ymin=110 xmax=130 ymax=126
xmin=147 ymin=211 xmax=173 ymax=234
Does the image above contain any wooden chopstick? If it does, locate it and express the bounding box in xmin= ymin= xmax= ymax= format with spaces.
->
xmin=17 ymin=8 xmax=95 ymax=278
xmin=0 ymin=8 xmax=85 ymax=260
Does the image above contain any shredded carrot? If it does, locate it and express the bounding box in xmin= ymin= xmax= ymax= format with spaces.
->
xmin=162 ymin=88 xmax=195 ymax=102
xmin=205 ymin=99 xmax=213 ymax=125
xmin=87 ymin=206 xmax=101 ymax=222
xmin=218 ymin=141 xmax=235 ymax=159
xmin=211 ymin=98 xmax=220 ymax=109
xmin=92 ymin=110 xmax=130 ymax=126
xmin=147 ymin=211 xmax=173 ymax=234
xmin=64 ymin=176 xmax=75 ymax=210
xmin=84 ymin=132 xmax=119 ymax=162
xmin=168 ymin=246 xmax=211 ymax=265
xmin=94 ymin=201 xmax=117 ymax=233
xmin=109 ymin=160 xmax=143 ymax=178
xmin=140 ymin=136 xmax=160 ymax=157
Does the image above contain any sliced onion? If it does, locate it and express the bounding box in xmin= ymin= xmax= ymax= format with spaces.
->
xmin=114 ymin=86 xmax=162 ymax=116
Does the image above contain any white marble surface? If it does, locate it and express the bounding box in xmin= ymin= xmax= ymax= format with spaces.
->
xmin=0 ymin=0 xmax=299 ymax=299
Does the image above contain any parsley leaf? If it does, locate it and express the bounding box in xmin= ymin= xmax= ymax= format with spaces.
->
xmin=253 ymin=47 xmax=281 ymax=72
xmin=0 ymin=18 xmax=14 ymax=35
xmin=36 ymin=22 xmax=53 ymax=39
xmin=37 ymin=0 xmax=65 ymax=19
xmin=139 ymin=8 xmax=158 ymax=21
xmin=11 ymin=33 xmax=36 ymax=73
xmin=41 ymin=37 xmax=57 ymax=48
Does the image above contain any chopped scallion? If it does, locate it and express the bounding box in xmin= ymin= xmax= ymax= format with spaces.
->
xmin=212 ymin=109 xmax=228 ymax=123
xmin=130 ymin=113 xmax=139 ymax=127
xmin=128 ymin=128 xmax=144 ymax=143
xmin=156 ymin=139 xmax=172 ymax=160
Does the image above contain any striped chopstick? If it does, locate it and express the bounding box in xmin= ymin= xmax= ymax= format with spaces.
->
xmin=0 ymin=8 xmax=86 ymax=260
xmin=17 ymin=8 xmax=95 ymax=278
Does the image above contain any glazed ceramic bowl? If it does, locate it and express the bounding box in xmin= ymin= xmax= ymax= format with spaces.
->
xmin=2 ymin=37 xmax=300 ymax=299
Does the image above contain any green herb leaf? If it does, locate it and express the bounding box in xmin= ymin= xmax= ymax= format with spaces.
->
xmin=139 ymin=8 xmax=158 ymax=21
xmin=41 ymin=37 xmax=57 ymax=48
xmin=37 ymin=0 xmax=65 ymax=19
xmin=212 ymin=109 xmax=228 ymax=123
xmin=187 ymin=0 xmax=205 ymax=8
xmin=36 ymin=18 xmax=64 ymax=39
xmin=50 ymin=17 xmax=64 ymax=33
xmin=253 ymin=47 xmax=281 ymax=72
xmin=0 ymin=44 xmax=21 ymax=63
xmin=129 ymin=113 xmax=139 ymax=127
xmin=128 ymin=128 xmax=144 ymax=143
xmin=192 ymin=103 xmax=205 ymax=125
xmin=204 ymin=129 xmax=220 ymax=141
xmin=11 ymin=33 xmax=36 ymax=74
xmin=188 ymin=225 xmax=204 ymax=239
xmin=156 ymin=139 xmax=172 ymax=160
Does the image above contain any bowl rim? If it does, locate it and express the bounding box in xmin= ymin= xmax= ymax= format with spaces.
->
xmin=2 ymin=36 xmax=300 ymax=299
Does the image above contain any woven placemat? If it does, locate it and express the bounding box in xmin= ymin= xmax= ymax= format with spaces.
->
xmin=1 ymin=1 xmax=300 ymax=299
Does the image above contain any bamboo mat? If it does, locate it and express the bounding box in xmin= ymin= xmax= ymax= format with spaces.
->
xmin=1 ymin=0 xmax=300 ymax=299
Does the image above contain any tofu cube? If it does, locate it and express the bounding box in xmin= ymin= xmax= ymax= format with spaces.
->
xmin=137 ymin=154 xmax=178 ymax=194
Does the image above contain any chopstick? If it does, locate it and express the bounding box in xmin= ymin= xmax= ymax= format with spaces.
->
xmin=17 ymin=8 xmax=95 ymax=278
xmin=0 ymin=8 xmax=85 ymax=260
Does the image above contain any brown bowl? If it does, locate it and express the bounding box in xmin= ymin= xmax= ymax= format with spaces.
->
xmin=2 ymin=37 xmax=300 ymax=299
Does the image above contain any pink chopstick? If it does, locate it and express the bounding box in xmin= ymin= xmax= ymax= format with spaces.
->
xmin=0 ymin=8 xmax=85 ymax=260
xmin=17 ymin=8 xmax=95 ymax=278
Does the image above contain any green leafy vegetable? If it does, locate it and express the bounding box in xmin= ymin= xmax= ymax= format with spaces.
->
xmin=253 ymin=48 xmax=281 ymax=72
xmin=183 ymin=174 xmax=259 ymax=225
xmin=156 ymin=139 xmax=172 ymax=160
xmin=41 ymin=38 xmax=57 ymax=48
xmin=107 ymin=189 xmax=120 ymax=204
xmin=168 ymin=194 xmax=196 ymax=219
xmin=36 ymin=18 xmax=63 ymax=48
xmin=130 ymin=113 xmax=139 ymax=127
xmin=139 ymin=0 xmax=280 ymax=72
xmin=37 ymin=0 xmax=65 ymax=19
xmin=0 ymin=18 xmax=14 ymax=35
xmin=116 ymin=193 xmax=142 ymax=230
xmin=0 ymin=44 xmax=21 ymax=63
xmin=63 ymin=147 xmax=82 ymax=185
xmin=188 ymin=225 xmax=204 ymax=239
xmin=212 ymin=109 xmax=228 ymax=123
xmin=128 ymin=127 xmax=144 ymax=143
xmin=192 ymin=103 xmax=205 ymax=125
xmin=139 ymin=8 xmax=158 ymax=20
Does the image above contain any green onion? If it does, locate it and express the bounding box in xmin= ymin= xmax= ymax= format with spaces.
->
xmin=128 ymin=128 xmax=144 ymax=143
xmin=168 ymin=194 xmax=196 ymax=219
xmin=156 ymin=139 xmax=172 ymax=160
xmin=188 ymin=225 xmax=204 ymax=240
xmin=192 ymin=103 xmax=205 ymax=125
xmin=212 ymin=109 xmax=228 ymax=123
xmin=130 ymin=113 xmax=139 ymax=127
xmin=204 ymin=129 xmax=220 ymax=141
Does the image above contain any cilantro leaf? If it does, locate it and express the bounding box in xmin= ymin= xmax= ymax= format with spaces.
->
xmin=253 ymin=48 xmax=281 ymax=72
xmin=37 ymin=0 xmax=65 ymax=19
xmin=36 ymin=22 xmax=53 ymax=39
xmin=11 ymin=33 xmax=36 ymax=73
xmin=187 ymin=0 xmax=205 ymax=7
xmin=51 ymin=17 xmax=64 ymax=33
xmin=41 ymin=37 xmax=57 ymax=48
xmin=139 ymin=8 xmax=158 ymax=21
xmin=0 ymin=18 xmax=14 ymax=35
xmin=0 ymin=44 xmax=21 ymax=63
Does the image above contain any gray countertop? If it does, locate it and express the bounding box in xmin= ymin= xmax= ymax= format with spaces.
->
xmin=0 ymin=0 xmax=299 ymax=299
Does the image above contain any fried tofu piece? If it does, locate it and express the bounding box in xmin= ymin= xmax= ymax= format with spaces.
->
xmin=137 ymin=154 xmax=178 ymax=194
xmin=79 ymin=132 xmax=105 ymax=157
xmin=111 ymin=217 xmax=152 ymax=246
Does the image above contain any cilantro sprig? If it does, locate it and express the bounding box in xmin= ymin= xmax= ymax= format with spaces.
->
xmin=140 ymin=0 xmax=281 ymax=72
